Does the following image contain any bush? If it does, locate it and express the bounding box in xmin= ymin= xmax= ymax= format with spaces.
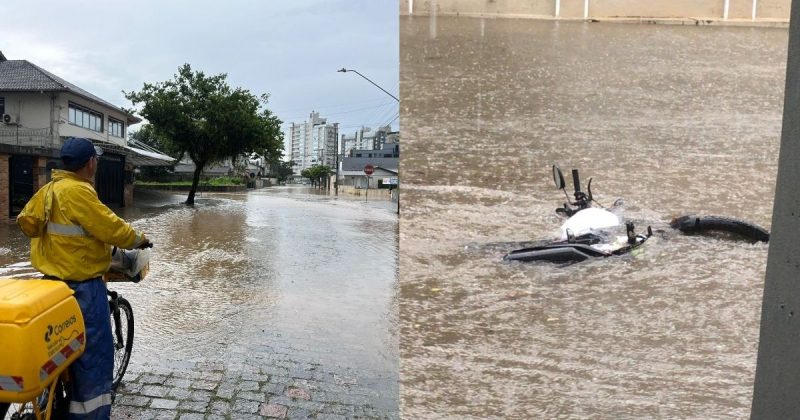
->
xmin=135 ymin=175 xmax=243 ymax=187
xmin=207 ymin=176 xmax=243 ymax=186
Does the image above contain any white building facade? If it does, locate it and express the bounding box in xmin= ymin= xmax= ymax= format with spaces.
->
xmin=288 ymin=111 xmax=338 ymax=176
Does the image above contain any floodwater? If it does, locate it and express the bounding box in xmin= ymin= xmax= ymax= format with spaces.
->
xmin=0 ymin=187 xmax=398 ymax=410
xmin=400 ymin=16 xmax=786 ymax=418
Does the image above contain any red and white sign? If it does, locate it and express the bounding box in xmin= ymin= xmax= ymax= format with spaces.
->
xmin=363 ymin=164 xmax=375 ymax=176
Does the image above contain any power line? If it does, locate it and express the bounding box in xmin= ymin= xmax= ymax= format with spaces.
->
xmin=271 ymin=96 xmax=394 ymax=115
xmin=370 ymin=105 xmax=399 ymax=128
xmin=277 ymin=100 xmax=397 ymax=122
xmin=360 ymin=102 xmax=398 ymax=128
xmin=380 ymin=113 xmax=400 ymax=128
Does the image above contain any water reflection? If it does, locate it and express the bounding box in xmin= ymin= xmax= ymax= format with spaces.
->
xmin=1 ymin=187 xmax=398 ymax=403
xmin=401 ymin=16 xmax=783 ymax=418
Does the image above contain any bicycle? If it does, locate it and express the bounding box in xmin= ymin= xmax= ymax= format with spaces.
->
xmin=0 ymin=247 xmax=149 ymax=420
xmin=107 ymin=283 xmax=134 ymax=393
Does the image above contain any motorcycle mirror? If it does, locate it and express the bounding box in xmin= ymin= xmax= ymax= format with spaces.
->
xmin=552 ymin=165 xmax=566 ymax=190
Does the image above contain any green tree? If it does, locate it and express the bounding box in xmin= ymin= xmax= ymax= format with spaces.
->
xmin=125 ymin=64 xmax=283 ymax=205
xmin=271 ymin=160 xmax=295 ymax=183
xmin=301 ymin=164 xmax=332 ymax=188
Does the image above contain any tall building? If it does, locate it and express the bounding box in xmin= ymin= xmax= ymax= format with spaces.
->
xmin=340 ymin=125 xmax=394 ymax=158
xmin=288 ymin=111 xmax=339 ymax=176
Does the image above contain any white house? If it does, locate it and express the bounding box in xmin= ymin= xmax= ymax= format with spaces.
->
xmin=0 ymin=51 xmax=172 ymax=218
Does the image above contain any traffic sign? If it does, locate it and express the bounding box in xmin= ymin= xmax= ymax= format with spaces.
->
xmin=364 ymin=164 xmax=375 ymax=176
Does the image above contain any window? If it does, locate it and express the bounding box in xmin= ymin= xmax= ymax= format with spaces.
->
xmin=68 ymin=102 xmax=103 ymax=132
xmin=109 ymin=118 xmax=124 ymax=138
xmin=0 ymin=97 xmax=4 ymax=116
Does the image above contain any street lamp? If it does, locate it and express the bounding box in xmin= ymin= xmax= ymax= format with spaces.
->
xmin=337 ymin=68 xmax=399 ymax=102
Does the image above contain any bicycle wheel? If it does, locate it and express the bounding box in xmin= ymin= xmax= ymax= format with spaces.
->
xmin=0 ymin=377 xmax=69 ymax=420
xmin=110 ymin=296 xmax=134 ymax=391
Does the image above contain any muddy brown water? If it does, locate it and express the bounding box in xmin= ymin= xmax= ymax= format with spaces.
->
xmin=400 ymin=16 xmax=785 ymax=418
xmin=0 ymin=187 xmax=398 ymax=405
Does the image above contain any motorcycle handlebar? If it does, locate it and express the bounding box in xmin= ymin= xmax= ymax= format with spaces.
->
xmin=572 ymin=169 xmax=581 ymax=194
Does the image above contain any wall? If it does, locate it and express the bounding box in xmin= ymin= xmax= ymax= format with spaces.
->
xmin=751 ymin=0 xmax=800 ymax=414
xmin=414 ymin=0 xmax=554 ymax=16
xmin=0 ymin=92 xmax=52 ymax=131
xmin=761 ymin=0 xmax=792 ymax=18
xmin=591 ymin=0 xmax=723 ymax=18
xmin=338 ymin=185 xmax=396 ymax=200
xmin=0 ymin=92 xmax=57 ymax=148
xmin=402 ymin=0 xmax=792 ymax=20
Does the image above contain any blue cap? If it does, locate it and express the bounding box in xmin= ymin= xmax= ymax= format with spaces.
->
xmin=61 ymin=137 xmax=103 ymax=167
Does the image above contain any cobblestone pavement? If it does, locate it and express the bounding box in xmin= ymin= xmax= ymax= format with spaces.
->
xmin=111 ymin=359 xmax=398 ymax=420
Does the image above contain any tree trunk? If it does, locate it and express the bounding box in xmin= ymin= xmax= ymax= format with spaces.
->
xmin=186 ymin=162 xmax=205 ymax=205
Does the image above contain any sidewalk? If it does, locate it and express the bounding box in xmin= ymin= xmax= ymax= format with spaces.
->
xmin=112 ymin=358 xmax=398 ymax=420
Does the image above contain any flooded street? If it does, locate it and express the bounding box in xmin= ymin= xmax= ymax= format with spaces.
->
xmin=0 ymin=186 xmax=398 ymax=416
xmin=400 ymin=16 xmax=786 ymax=418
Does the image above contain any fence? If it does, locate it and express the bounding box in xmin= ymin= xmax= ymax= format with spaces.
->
xmin=401 ymin=0 xmax=791 ymax=21
xmin=0 ymin=127 xmax=56 ymax=149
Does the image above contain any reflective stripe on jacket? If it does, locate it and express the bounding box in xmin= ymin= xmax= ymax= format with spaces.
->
xmin=17 ymin=169 xmax=146 ymax=281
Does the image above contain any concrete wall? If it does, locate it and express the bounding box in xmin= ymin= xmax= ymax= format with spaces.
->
xmin=410 ymin=0 xmax=554 ymax=16
xmin=1 ymin=92 xmax=52 ymax=132
xmin=0 ymin=92 xmax=57 ymax=148
xmin=751 ymin=0 xmax=800 ymax=415
xmin=761 ymin=0 xmax=792 ymax=18
xmin=338 ymin=185 xmax=396 ymax=200
xmin=592 ymin=0 xmax=723 ymax=18
xmin=402 ymin=0 xmax=791 ymax=20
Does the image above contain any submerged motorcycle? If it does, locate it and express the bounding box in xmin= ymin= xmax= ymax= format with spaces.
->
xmin=503 ymin=165 xmax=769 ymax=264
xmin=504 ymin=165 xmax=652 ymax=263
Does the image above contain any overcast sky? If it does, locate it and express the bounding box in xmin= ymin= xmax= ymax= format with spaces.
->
xmin=0 ymin=0 xmax=399 ymax=159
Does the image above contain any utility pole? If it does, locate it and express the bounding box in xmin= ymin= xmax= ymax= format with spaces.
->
xmin=333 ymin=123 xmax=339 ymax=194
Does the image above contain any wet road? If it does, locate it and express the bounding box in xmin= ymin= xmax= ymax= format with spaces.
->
xmin=0 ymin=186 xmax=399 ymax=415
xmin=400 ymin=16 xmax=785 ymax=418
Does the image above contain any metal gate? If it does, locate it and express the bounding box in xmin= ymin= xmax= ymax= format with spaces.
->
xmin=9 ymin=155 xmax=34 ymax=217
xmin=96 ymin=153 xmax=125 ymax=207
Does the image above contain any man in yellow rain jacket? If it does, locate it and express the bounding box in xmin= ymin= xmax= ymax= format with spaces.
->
xmin=17 ymin=137 xmax=150 ymax=420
